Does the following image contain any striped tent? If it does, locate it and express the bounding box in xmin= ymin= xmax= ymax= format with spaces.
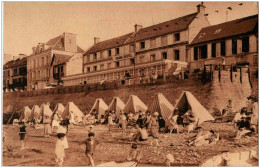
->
xmin=31 ymin=105 xmax=42 ymax=120
xmin=108 ymin=97 xmax=126 ymax=117
xmin=175 ymin=91 xmax=215 ymax=125
xmin=147 ymin=93 xmax=174 ymax=127
xmin=19 ymin=106 xmax=32 ymax=122
xmin=123 ymin=95 xmax=148 ymax=114
xmin=89 ymin=98 xmax=108 ymax=120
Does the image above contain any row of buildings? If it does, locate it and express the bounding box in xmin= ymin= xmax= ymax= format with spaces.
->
xmin=3 ymin=3 xmax=258 ymax=91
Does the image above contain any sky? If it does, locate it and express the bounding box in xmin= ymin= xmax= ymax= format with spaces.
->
xmin=3 ymin=2 xmax=258 ymax=57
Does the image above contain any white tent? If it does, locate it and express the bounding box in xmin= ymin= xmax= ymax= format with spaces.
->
xmin=19 ymin=106 xmax=32 ymax=122
xmin=31 ymin=105 xmax=42 ymax=120
xmin=53 ymin=103 xmax=65 ymax=117
xmin=41 ymin=104 xmax=53 ymax=122
xmin=123 ymin=95 xmax=148 ymax=114
xmin=174 ymin=91 xmax=215 ymax=125
xmin=108 ymin=97 xmax=126 ymax=117
xmin=147 ymin=93 xmax=174 ymax=127
xmin=62 ymin=102 xmax=84 ymax=123
xmin=89 ymin=98 xmax=108 ymax=120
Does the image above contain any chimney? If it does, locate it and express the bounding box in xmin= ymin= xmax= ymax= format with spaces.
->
xmin=94 ymin=37 xmax=100 ymax=44
xmin=42 ymin=43 xmax=45 ymax=51
xmin=135 ymin=24 xmax=143 ymax=33
xmin=196 ymin=2 xmax=206 ymax=14
xmin=32 ymin=47 xmax=36 ymax=54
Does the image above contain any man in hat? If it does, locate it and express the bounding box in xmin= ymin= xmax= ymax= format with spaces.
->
xmin=148 ymin=112 xmax=160 ymax=146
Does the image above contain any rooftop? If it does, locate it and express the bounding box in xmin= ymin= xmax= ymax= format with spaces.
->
xmin=190 ymin=14 xmax=258 ymax=45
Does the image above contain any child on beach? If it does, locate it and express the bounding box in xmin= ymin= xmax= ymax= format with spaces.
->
xmin=19 ymin=121 xmax=27 ymax=149
xmin=127 ymin=143 xmax=141 ymax=162
xmin=80 ymin=132 xmax=100 ymax=166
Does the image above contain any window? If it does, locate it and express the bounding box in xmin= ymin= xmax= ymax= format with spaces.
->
xmin=42 ymin=57 xmax=44 ymax=66
xmin=46 ymin=68 xmax=49 ymax=77
xmin=130 ymin=44 xmax=135 ymax=52
xmin=87 ymin=67 xmax=90 ymax=72
xmin=140 ymin=55 xmax=145 ymax=63
xmin=221 ymin=41 xmax=226 ymax=56
xmin=116 ymin=48 xmax=120 ymax=55
xmin=150 ymin=38 xmax=156 ymax=48
xmin=38 ymin=58 xmax=40 ymax=67
xmin=14 ymin=68 xmax=17 ymax=75
xmin=174 ymin=50 xmax=180 ymax=60
xmin=116 ymin=61 xmax=120 ymax=67
xmin=100 ymin=64 xmax=104 ymax=70
xmin=211 ymin=43 xmax=216 ymax=58
xmin=150 ymin=54 xmax=156 ymax=61
xmin=34 ymin=60 xmax=36 ymax=68
xmin=199 ymin=33 xmax=206 ymax=38
xmin=242 ymin=36 xmax=249 ymax=53
xmin=100 ymin=52 xmax=103 ymax=59
xmin=174 ymin=33 xmax=180 ymax=41
xmin=140 ymin=41 xmax=145 ymax=49
xmin=194 ymin=47 xmax=198 ymax=60
xmin=60 ymin=66 xmax=63 ymax=73
xmin=199 ymin=45 xmax=208 ymax=59
xmin=94 ymin=53 xmax=97 ymax=60
xmin=107 ymin=63 xmax=111 ymax=69
xmin=87 ymin=55 xmax=90 ymax=62
xmin=94 ymin=66 xmax=97 ymax=71
xmin=161 ymin=36 xmax=168 ymax=46
xmin=108 ymin=50 xmax=112 ymax=56
xmin=232 ymin=39 xmax=237 ymax=54
xmin=130 ymin=58 xmax=135 ymax=65
xmin=214 ymin=29 xmax=221 ymax=34
xmin=162 ymin=52 xmax=167 ymax=59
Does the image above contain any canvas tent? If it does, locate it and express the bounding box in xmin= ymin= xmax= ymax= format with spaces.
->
xmin=108 ymin=97 xmax=126 ymax=117
xmin=31 ymin=105 xmax=42 ymax=120
xmin=19 ymin=106 xmax=32 ymax=122
xmin=89 ymin=99 xmax=108 ymax=120
xmin=123 ymin=95 xmax=148 ymax=114
xmin=147 ymin=93 xmax=174 ymax=127
xmin=41 ymin=104 xmax=53 ymax=122
xmin=174 ymin=91 xmax=214 ymax=125
xmin=62 ymin=102 xmax=84 ymax=123
xmin=53 ymin=103 xmax=65 ymax=117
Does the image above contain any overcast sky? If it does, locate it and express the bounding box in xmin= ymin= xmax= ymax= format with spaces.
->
xmin=3 ymin=2 xmax=258 ymax=57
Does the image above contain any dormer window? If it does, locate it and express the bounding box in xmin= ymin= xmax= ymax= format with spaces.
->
xmin=174 ymin=33 xmax=180 ymax=41
xmin=116 ymin=48 xmax=120 ymax=55
xmin=94 ymin=53 xmax=97 ymax=60
xmin=214 ymin=29 xmax=221 ymax=34
xmin=199 ymin=33 xmax=206 ymax=38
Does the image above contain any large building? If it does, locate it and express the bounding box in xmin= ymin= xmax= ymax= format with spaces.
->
xmin=27 ymin=32 xmax=84 ymax=90
xmin=189 ymin=14 xmax=258 ymax=71
xmin=62 ymin=3 xmax=210 ymax=86
xmin=3 ymin=54 xmax=27 ymax=92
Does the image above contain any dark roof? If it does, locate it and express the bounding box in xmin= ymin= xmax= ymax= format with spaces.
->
xmin=125 ymin=12 xmax=197 ymax=44
xmin=190 ymin=14 xmax=258 ymax=45
xmin=3 ymin=57 xmax=27 ymax=70
xmin=53 ymin=54 xmax=72 ymax=66
xmin=46 ymin=35 xmax=63 ymax=46
xmin=85 ymin=33 xmax=133 ymax=55
xmin=84 ymin=12 xmax=197 ymax=55
xmin=77 ymin=46 xmax=84 ymax=53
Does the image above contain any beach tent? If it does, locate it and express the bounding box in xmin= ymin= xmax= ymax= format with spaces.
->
xmin=19 ymin=106 xmax=32 ymax=122
xmin=31 ymin=105 xmax=42 ymax=120
xmin=41 ymin=104 xmax=53 ymax=122
xmin=53 ymin=103 xmax=65 ymax=117
xmin=89 ymin=98 xmax=108 ymax=120
xmin=123 ymin=95 xmax=148 ymax=114
xmin=108 ymin=97 xmax=126 ymax=117
xmin=147 ymin=93 xmax=174 ymax=127
xmin=174 ymin=91 xmax=215 ymax=125
xmin=62 ymin=102 xmax=84 ymax=123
